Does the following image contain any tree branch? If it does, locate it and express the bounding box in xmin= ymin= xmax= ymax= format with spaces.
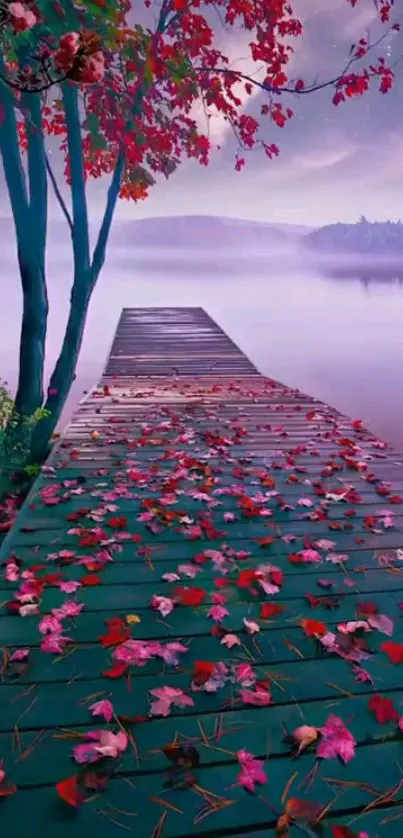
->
xmin=194 ymin=23 xmax=397 ymax=98
xmin=91 ymin=150 xmax=124 ymax=279
xmin=45 ymin=153 xmax=74 ymax=233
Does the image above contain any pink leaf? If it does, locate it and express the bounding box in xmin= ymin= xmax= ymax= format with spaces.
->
xmin=237 ymin=749 xmax=267 ymax=793
xmin=208 ymin=604 xmax=229 ymax=622
xmin=239 ymin=687 xmax=271 ymax=706
xmin=317 ymin=714 xmax=356 ymax=764
xmin=89 ymin=700 xmax=114 ymax=724
xmin=10 ymin=648 xmax=30 ymax=662
xmin=368 ymin=613 xmax=394 ymax=636
xmin=221 ymin=633 xmax=241 ymax=649
xmin=243 ymin=618 xmax=260 ymax=634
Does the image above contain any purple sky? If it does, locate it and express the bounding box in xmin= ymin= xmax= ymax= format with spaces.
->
xmin=111 ymin=0 xmax=403 ymax=226
xmin=0 ymin=0 xmax=402 ymax=227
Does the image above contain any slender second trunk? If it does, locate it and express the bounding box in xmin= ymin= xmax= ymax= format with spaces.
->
xmin=29 ymin=151 xmax=125 ymax=462
xmin=29 ymin=276 xmax=92 ymax=461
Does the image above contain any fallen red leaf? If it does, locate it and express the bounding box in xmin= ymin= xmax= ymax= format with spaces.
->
xmin=102 ymin=661 xmax=128 ymax=679
xmin=56 ymin=775 xmax=80 ymax=807
xmin=193 ymin=661 xmax=215 ymax=686
xmin=270 ymin=569 xmax=283 ymax=586
xmin=305 ymin=593 xmax=320 ymax=609
xmin=300 ymin=618 xmax=327 ymax=637
xmin=174 ymin=587 xmax=206 ymax=606
xmin=237 ymin=569 xmax=258 ymax=589
xmin=0 ymin=780 xmax=17 ymax=797
xmin=107 ymin=516 xmax=128 ymax=529
xmin=260 ymin=603 xmax=285 ymax=619
xmin=81 ymin=574 xmax=102 ymax=587
xmin=99 ymin=623 xmax=131 ymax=647
xmin=368 ymin=693 xmax=399 ymax=723
xmin=288 ymin=553 xmax=303 ymax=564
xmin=381 ymin=641 xmax=403 ymax=664
xmin=331 ymin=826 xmax=360 ymax=838
xmin=214 ymin=577 xmax=228 ymax=588
xmin=355 ymin=601 xmax=379 ymax=617
xmin=255 ymin=536 xmax=276 ymax=547
xmin=39 ymin=572 xmax=63 ymax=586
xmin=82 ymin=771 xmax=108 ymax=791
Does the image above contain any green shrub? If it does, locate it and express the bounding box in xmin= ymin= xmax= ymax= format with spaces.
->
xmin=0 ymin=379 xmax=51 ymax=499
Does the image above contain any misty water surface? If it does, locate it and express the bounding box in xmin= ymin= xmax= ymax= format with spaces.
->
xmin=1 ymin=242 xmax=403 ymax=450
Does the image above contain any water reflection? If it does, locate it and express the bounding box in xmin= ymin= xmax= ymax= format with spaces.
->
xmin=319 ymin=263 xmax=403 ymax=286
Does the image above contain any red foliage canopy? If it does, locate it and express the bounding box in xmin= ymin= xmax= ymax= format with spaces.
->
xmin=1 ymin=0 xmax=398 ymax=200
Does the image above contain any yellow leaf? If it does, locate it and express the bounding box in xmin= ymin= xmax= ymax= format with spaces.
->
xmin=126 ymin=614 xmax=141 ymax=625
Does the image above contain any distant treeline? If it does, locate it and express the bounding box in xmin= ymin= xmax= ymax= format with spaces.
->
xmin=305 ymin=218 xmax=403 ymax=254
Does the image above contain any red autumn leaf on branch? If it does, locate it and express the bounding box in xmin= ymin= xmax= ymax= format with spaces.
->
xmin=368 ymin=693 xmax=399 ymax=723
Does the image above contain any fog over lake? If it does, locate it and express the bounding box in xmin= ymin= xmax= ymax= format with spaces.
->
xmin=2 ymin=230 xmax=403 ymax=450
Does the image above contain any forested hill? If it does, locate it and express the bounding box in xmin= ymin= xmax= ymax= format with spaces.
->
xmin=305 ymin=219 xmax=403 ymax=255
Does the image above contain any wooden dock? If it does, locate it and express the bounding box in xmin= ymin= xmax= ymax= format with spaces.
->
xmin=2 ymin=307 xmax=403 ymax=836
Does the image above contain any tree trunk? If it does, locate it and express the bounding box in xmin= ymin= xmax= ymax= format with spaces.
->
xmin=0 ymin=76 xmax=48 ymax=417
xmin=15 ymin=253 xmax=48 ymax=417
xmin=29 ymin=277 xmax=92 ymax=461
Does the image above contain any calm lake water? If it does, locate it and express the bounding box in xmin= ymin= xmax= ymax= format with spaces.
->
xmin=1 ymin=245 xmax=403 ymax=450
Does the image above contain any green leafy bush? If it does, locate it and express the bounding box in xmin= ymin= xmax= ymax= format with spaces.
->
xmin=0 ymin=379 xmax=51 ymax=499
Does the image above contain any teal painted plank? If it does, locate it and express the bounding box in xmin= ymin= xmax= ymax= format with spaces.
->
xmin=26 ymin=496 xmax=401 ymax=524
xmin=8 ymin=529 xmax=403 ymax=550
xmin=1 ymin=566 xmax=403 ymax=615
xmin=1 ymin=743 xmax=403 ymax=837
xmin=15 ymin=511 xmax=403 ymax=538
xmin=0 ymin=694 xmax=401 ymax=787
xmin=3 ymin=614 xmax=403 ymax=685
xmin=0 ymin=551 xmax=395 ymax=592
xmin=35 ymin=469 xmax=403 ymax=494
xmin=1 ymin=654 xmax=403 ymax=733
xmin=1 ymin=589 xmax=403 ymax=646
